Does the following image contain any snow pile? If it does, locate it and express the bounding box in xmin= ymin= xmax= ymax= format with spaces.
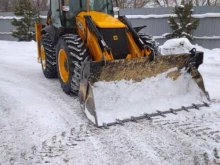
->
xmin=193 ymin=13 xmax=220 ymax=18
xmin=162 ymin=33 xmax=170 ymax=37
xmin=1 ymin=13 xmax=220 ymax=20
xmin=0 ymin=16 xmax=22 ymax=20
xmin=160 ymin=37 xmax=220 ymax=100
xmin=0 ymin=32 xmax=12 ymax=35
xmin=155 ymin=35 xmax=220 ymax=40
xmin=92 ymin=68 xmax=207 ymax=125
xmin=195 ymin=45 xmax=220 ymax=100
xmin=0 ymin=15 xmax=46 ymax=20
xmin=178 ymin=5 xmax=184 ymax=8
xmin=160 ymin=38 xmax=194 ymax=55
xmin=194 ymin=36 xmax=220 ymax=39
xmin=186 ymin=23 xmax=192 ymax=27
xmin=126 ymin=13 xmax=220 ymax=19
xmin=89 ymin=38 xmax=217 ymax=126
xmin=126 ymin=14 xmax=176 ymax=19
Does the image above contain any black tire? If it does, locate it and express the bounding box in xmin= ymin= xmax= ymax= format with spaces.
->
xmin=139 ymin=33 xmax=160 ymax=56
xmin=41 ymin=33 xmax=58 ymax=78
xmin=56 ymin=34 xmax=88 ymax=95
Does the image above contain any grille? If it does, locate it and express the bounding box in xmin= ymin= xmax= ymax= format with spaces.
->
xmin=99 ymin=28 xmax=129 ymax=59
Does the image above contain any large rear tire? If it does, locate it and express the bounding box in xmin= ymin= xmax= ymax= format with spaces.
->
xmin=41 ymin=33 xmax=57 ymax=78
xmin=56 ymin=34 xmax=88 ymax=95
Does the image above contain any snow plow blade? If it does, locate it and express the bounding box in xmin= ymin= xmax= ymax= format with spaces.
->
xmin=79 ymin=49 xmax=210 ymax=127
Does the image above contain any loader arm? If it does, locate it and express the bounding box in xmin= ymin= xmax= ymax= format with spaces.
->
xmin=75 ymin=11 xmax=153 ymax=61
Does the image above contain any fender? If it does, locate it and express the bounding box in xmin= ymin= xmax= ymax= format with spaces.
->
xmin=56 ymin=27 xmax=77 ymax=38
xmin=41 ymin=25 xmax=58 ymax=45
xmin=41 ymin=26 xmax=77 ymax=45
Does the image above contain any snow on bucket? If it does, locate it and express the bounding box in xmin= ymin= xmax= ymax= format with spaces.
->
xmin=91 ymin=68 xmax=208 ymax=126
xmin=79 ymin=52 xmax=209 ymax=127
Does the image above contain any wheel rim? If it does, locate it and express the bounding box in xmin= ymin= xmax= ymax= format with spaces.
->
xmin=58 ymin=49 xmax=69 ymax=83
xmin=41 ymin=45 xmax=46 ymax=70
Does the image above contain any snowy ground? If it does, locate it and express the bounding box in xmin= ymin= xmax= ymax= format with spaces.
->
xmin=0 ymin=40 xmax=220 ymax=165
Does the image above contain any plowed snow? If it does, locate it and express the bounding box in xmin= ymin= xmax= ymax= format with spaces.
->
xmin=0 ymin=40 xmax=220 ymax=165
xmin=93 ymin=68 xmax=207 ymax=125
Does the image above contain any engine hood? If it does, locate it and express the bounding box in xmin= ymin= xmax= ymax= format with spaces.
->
xmin=77 ymin=11 xmax=126 ymax=28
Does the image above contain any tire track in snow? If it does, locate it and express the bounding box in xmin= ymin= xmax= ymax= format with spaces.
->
xmin=0 ymin=63 xmax=87 ymax=127
xmin=0 ymin=53 xmax=88 ymax=164
xmin=26 ymin=120 xmax=201 ymax=164
xmin=1 ymin=41 xmax=220 ymax=165
xmin=153 ymin=103 xmax=220 ymax=165
xmin=26 ymin=106 xmax=220 ymax=165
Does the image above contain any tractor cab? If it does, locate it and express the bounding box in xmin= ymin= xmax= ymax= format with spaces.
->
xmin=48 ymin=0 xmax=113 ymax=28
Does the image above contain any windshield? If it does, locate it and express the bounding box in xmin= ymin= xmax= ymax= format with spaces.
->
xmin=63 ymin=0 xmax=113 ymax=27
xmin=63 ymin=0 xmax=87 ymax=27
xmin=90 ymin=0 xmax=113 ymax=15
xmin=64 ymin=0 xmax=113 ymax=15
xmin=64 ymin=0 xmax=87 ymax=14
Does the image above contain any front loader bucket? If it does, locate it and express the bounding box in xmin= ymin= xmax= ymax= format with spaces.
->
xmin=79 ymin=50 xmax=209 ymax=127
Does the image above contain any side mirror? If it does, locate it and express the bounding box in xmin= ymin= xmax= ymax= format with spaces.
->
xmin=113 ymin=7 xmax=120 ymax=12
xmin=62 ymin=6 xmax=70 ymax=12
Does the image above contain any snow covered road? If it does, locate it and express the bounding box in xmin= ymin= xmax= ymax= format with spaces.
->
xmin=0 ymin=41 xmax=220 ymax=165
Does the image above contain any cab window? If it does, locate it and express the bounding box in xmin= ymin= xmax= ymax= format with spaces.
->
xmin=51 ymin=0 xmax=62 ymax=28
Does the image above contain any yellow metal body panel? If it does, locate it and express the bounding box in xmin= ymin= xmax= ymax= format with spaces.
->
xmin=58 ymin=49 xmax=69 ymax=82
xmin=35 ymin=23 xmax=42 ymax=62
xmin=41 ymin=45 xmax=46 ymax=70
xmin=75 ymin=11 xmax=151 ymax=61
xmin=126 ymin=32 xmax=142 ymax=58
xmin=77 ymin=11 xmax=126 ymax=28
xmin=76 ymin=11 xmax=115 ymax=61
xmin=76 ymin=15 xmax=104 ymax=61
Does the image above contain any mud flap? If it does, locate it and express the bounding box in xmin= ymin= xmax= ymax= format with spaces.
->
xmin=79 ymin=50 xmax=209 ymax=126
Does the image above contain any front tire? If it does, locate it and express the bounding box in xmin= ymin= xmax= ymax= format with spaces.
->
xmin=56 ymin=34 xmax=88 ymax=95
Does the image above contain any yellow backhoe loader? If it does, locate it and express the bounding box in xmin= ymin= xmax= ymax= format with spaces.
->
xmin=35 ymin=0 xmax=209 ymax=128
